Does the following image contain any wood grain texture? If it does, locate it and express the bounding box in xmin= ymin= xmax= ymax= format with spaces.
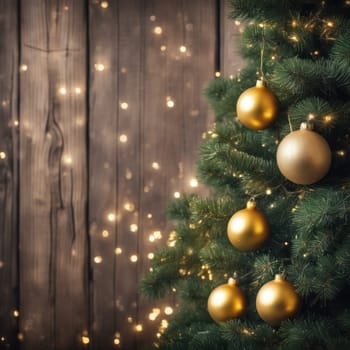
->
xmin=220 ymin=0 xmax=246 ymax=77
xmin=19 ymin=0 xmax=88 ymax=349
xmin=0 ymin=0 xmax=19 ymax=348
xmin=88 ymin=0 xmax=119 ymax=348
xmin=115 ymin=0 xmax=143 ymax=348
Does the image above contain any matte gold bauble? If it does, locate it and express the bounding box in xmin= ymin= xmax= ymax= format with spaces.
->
xmin=227 ymin=200 xmax=270 ymax=251
xmin=208 ymin=278 xmax=247 ymax=323
xmin=236 ymin=80 xmax=279 ymax=130
xmin=276 ymin=122 xmax=331 ymax=185
xmin=256 ymin=274 xmax=301 ymax=326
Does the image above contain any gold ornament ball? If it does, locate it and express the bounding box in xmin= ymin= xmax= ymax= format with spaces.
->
xmin=276 ymin=123 xmax=331 ymax=185
xmin=256 ymin=274 xmax=301 ymax=326
xmin=227 ymin=200 xmax=270 ymax=251
xmin=208 ymin=278 xmax=247 ymax=323
xmin=236 ymin=80 xmax=279 ymax=130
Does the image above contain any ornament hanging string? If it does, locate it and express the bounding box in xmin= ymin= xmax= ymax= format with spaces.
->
xmin=260 ymin=24 xmax=266 ymax=81
xmin=232 ymin=257 xmax=292 ymax=282
xmin=288 ymin=113 xmax=294 ymax=132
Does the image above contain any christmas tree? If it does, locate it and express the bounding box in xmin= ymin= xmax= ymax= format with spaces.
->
xmin=141 ymin=0 xmax=350 ymax=349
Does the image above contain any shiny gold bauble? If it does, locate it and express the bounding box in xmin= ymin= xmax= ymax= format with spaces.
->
xmin=227 ymin=200 xmax=270 ymax=251
xmin=256 ymin=274 xmax=301 ymax=326
xmin=208 ymin=278 xmax=247 ymax=323
xmin=276 ymin=122 xmax=331 ymax=185
xmin=236 ymin=80 xmax=279 ymax=130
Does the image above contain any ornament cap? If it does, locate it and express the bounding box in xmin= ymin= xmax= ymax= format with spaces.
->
xmin=228 ymin=277 xmax=239 ymax=286
xmin=246 ymin=199 xmax=257 ymax=210
xmin=256 ymin=79 xmax=265 ymax=87
xmin=300 ymin=121 xmax=313 ymax=131
xmin=275 ymin=274 xmax=285 ymax=281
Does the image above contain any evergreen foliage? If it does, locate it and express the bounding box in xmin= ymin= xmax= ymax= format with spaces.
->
xmin=141 ymin=0 xmax=350 ymax=348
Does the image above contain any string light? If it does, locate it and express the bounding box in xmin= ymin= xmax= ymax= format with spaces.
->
xmin=114 ymin=338 xmax=121 ymax=345
xmin=179 ymin=45 xmax=187 ymax=53
xmin=125 ymin=168 xmax=133 ymax=180
xmin=215 ymin=71 xmax=221 ymax=77
xmin=153 ymin=26 xmax=163 ymax=35
xmin=153 ymin=231 xmax=162 ymax=239
xmin=134 ymin=324 xmax=143 ymax=332
xmin=189 ymin=178 xmax=198 ymax=187
xmin=147 ymin=213 xmax=152 ymax=219
xmin=149 ymin=230 xmax=162 ymax=242
xmin=13 ymin=310 xmax=19 ymax=317
xmin=160 ymin=319 xmax=168 ymax=330
xmin=147 ymin=253 xmax=154 ymax=260
xmin=152 ymin=162 xmax=160 ymax=170
xmin=119 ymin=134 xmax=128 ymax=143
xmin=81 ymin=335 xmax=90 ymax=345
xmin=265 ymin=188 xmax=272 ymax=195
xmin=94 ymin=63 xmax=105 ymax=71
xmin=166 ymin=97 xmax=175 ymax=108
xmin=0 ymin=152 xmax=6 ymax=160
xmin=102 ymin=230 xmax=109 ymax=238
xmin=94 ymin=256 xmax=103 ymax=264
xmin=124 ymin=202 xmax=135 ymax=212
xmin=115 ymin=247 xmax=122 ymax=255
xmin=59 ymin=87 xmax=67 ymax=95
xmin=75 ymin=87 xmax=82 ymax=94
xmin=173 ymin=191 xmax=181 ymax=198
xmin=149 ymin=308 xmax=161 ymax=321
xmin=323 ymin=115 xmax=333 ymax=123
xmin=120 ymin=102 xmax=128 ymax=110
xmin=108 ymin=213 xmax=116 ymax=222
xmin=130 ymin=254 xmax=138 ymax=263
xmin=164 ymin=306 xmax=173 ymax=315
xmin=63 ymin=155 xmax=72 ymax=165
xmin=20 ymin=64 xmax=28 ymax=72
xmin=160 ymin=45 xmax=167 ymax=52
xmin=100 ymin=1 xmax=109 ymax=9
xmin=130 ymin=224 xmax=138 ymax=232
xmin=150 ymin=15 xmax=156 ymax=21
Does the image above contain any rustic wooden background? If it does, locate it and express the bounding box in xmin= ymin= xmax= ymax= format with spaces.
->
xmin=0 ymin=0 xmax=244 ymax=349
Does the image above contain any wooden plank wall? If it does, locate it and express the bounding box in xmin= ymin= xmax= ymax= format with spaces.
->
xmin=0 ymin=0 xmax=232 ymax=349
xmin=19 ymin=1 xmax=88 ymax=349
xmin=220 ymin=0 xmax=246 ymax=77
xmin=0 ymin=0 xmax=19 ymax=348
